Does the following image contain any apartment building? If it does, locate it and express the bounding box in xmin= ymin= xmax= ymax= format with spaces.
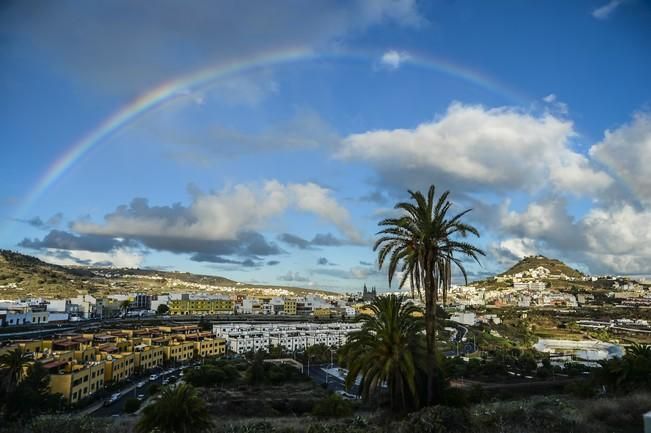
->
xmin=169 ymin=296 xmax=233 ymax=315
xmin=103 ymin=352 xmax=136 ymax=384
xmin=284 ymin=298 xmax=297 ymax=315
xmin=215 ymin=322 xmax=362 ymax=355
xmin=134 ymin=345 xmax=165 ymax=371
xmin=163 ymin=340 xmax=195 ymax=363
xmin=46 ymin=360 xmax=106 ymax=404
xmin=192 ymin=337 xmax=226 ymax=358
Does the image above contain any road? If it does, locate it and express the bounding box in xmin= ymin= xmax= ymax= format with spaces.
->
xmin=90 ymin=366 xmax=188 ymax=417
xmin=305 ymin=363 xmax=360 ymax=395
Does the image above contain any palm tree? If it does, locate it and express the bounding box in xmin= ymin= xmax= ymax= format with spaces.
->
xmin=120 ymin=299 xmax=131 ymax=316
xmin=135 ymin=383 xmax=213 ymax=433
xmin=0 ymin=346 xmax=32 ymax=392
xmin=374 ymin=185 xmax=484 ymax=405
xmin=340 ymin=294 xmax=425 ymax=412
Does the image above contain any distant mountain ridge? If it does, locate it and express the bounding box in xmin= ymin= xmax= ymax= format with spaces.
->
xmin=0 ymin=250 xmax=335 ymax=299
xmin=499 ymin=255 xmax=585 ymax=279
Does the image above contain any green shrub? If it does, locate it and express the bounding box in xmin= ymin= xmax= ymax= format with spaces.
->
xmin=395 ymin=405 xmax=470 ymax=433
xmin=584 ymin=392 xmax=651 ymax=431
xmin=312 ymin=394 xmax=353 ymax=419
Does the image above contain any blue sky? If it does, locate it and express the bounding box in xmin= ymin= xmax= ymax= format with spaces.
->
xmin=1 ymin=0 xmax=651 ymax=291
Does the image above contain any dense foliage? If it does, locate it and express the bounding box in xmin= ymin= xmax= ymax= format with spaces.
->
xmin=340 ymin=295 xmax=426 ymax=412
xmin=136 ymin=384 xmax=213 ymax=433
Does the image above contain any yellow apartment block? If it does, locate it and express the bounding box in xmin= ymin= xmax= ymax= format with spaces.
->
xmin=48 ymin=361 xmax=105 ymax=404
xmin=194 ymin=338 xmax=226 ymax=358
xmin=135 ymin=345 xmax=164 ymax=371
xmin=169 ymin=298 xmax=233 ymax=315
xmin=103 ymin=352 xmax=135 ymax=384
xmin=74 ymin=347 xmax=98 ymax=363
xmin=313 ymin=308 xmax=332 ymax=318
xmin=163 ymin=341 xmax=195 ymax=363
xmin=284 ymin=299 xmax=297 ymax=315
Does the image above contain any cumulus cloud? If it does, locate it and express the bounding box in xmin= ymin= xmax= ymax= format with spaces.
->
xmin=380 ymin=50 xmax=410 ymax=69
xmin=189 ymin=254 xmax=245 ymax=264
xmin=494 ymin=197 xmax=651 ymax=275
xmin=2 ymin=0 xmax=422 ymax=93
xmin=278 ymin=233 xmax=313 ymax=249
xmin=73 ymin=181 xmax=363 ymax=247
xmin=313 ymin=265 xmax=380 ymax=280
xmin=592 ymin=0 xmax=624 ymax=19
xmin=590 ymin=112 xmax=651 ymax=205
xmin=19 ymin=229 xmax=135 ymax=253
xmin=36 ymin=248 xmax=144 ymax=268
xmin=278 ymin=271 xmax=310 ymax=282
xmin=338 ymin=102 xmax=612 ymax=196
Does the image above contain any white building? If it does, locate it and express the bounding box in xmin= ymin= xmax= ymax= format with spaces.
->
xmin=214 ymin=322 xmax=362 ymax=355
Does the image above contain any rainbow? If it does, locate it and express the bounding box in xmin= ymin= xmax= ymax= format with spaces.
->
xmin=17 ymin=48 xmax=529 ymax=218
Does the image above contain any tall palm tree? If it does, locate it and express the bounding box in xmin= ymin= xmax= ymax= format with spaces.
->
xmin=340 ymin=295 xmax=425 ymax=412
xmin=135 ymin=383 xmax=213 ymax=433
xmin=0 ymin=346 xmax=32 ymax=392
xmin=374 ymin=185 xmax=484 ymax=405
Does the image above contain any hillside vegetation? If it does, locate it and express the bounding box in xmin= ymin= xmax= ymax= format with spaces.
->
xmin=500 ymin=255 xmax=585 ymax=278
xmin=0 ymin=250 xmax=335 ymax=300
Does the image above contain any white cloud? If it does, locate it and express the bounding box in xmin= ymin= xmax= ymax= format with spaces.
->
xmin=380 ymin=50 xmax=410 ymax=69
xmin=73 ymin=181 xmax=363 ymax=244
xmin=542 ymin=93 xmax=568 ymax=115
xmin=338 ymin=102 xmax=612 ymax=195
xmin=495 ymin=198 xmax=651 ymax=275
xmin=592 ymin=0 xmax=624 ymax=20
xmin=589 ymin=112 xmax=651 ymax=205
xmin=2 ymin=0 xmax=423 ymax=93
xmin=38 ymin=248 xmax=144 ymax=268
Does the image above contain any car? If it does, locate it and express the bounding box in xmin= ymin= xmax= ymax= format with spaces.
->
xmin=149 ymin=374 xmax=158 ymax=381
xmin=137 ymin=394 xmax=146 ymax=401
xmin=103 ymin=393 xmax=121 ymax=406
xmin=162 ymin=378 xmax=169 ymax=385
xmin=168 ymin=376 xmax=178 ymax=383
xmin=335 ymin=390 xmax=359 ymax=400
xmin=137 ymin=381 xmax=146 ymax=388
xmin=179 ymin=371 xmax=183 ymax=377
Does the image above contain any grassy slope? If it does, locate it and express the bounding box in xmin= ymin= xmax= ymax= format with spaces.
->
xmin=0 ymin=250 xmax=337 ymax=299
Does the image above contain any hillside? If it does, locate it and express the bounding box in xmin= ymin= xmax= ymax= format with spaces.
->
xmin=0 ymin=250 xmax=336 ymax=300
xmin=499 ymin=255 xmax=585 ymax=279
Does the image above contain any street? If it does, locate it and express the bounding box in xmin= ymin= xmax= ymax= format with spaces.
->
xmin=90 ymin=365 xmax=187 ymax=417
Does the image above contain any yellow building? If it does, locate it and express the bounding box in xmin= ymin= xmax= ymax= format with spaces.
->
xmin=163 ymin=340 xmax=195 ymax=363
xmin=134 ymin=345 xmax=165 ymax=371
xmin=47 ymin=360 xmax=105 ymax=404
xmin=193 ymin=337 xmax=226 ymax=358
xmin=103 ymin=352 xmax=135 ymax=384
xmin=168 ymin=298 xmax=233 ymax=315
xmin=313 ymin=308 xmax=332 ymax=319
xmin=74 ymin=347 xmax=98 ymax=363
xmin=284 ymin=298 xmax=297 ymax=315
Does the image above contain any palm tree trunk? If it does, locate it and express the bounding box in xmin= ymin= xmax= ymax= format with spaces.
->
xmin=424 ymin=256 xmax=437 ymax=406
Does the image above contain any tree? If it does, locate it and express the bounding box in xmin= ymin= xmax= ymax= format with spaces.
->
xmin=136 ymin=384 xmax=213 ymax=433
xmin=3 ymin=362 xmax=63 ymax=421
xmin=120 ymin=299 xmax=131 ymax=316
xmin=374 ymin=185 xmax=484 ymax=405
xmin=340 ymin=295 xmax=425 ymax=412
xmin=0 ymin=346 xmax=32 ymax=393
xmin=156 ymin=304 xmax=170 ymax=315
